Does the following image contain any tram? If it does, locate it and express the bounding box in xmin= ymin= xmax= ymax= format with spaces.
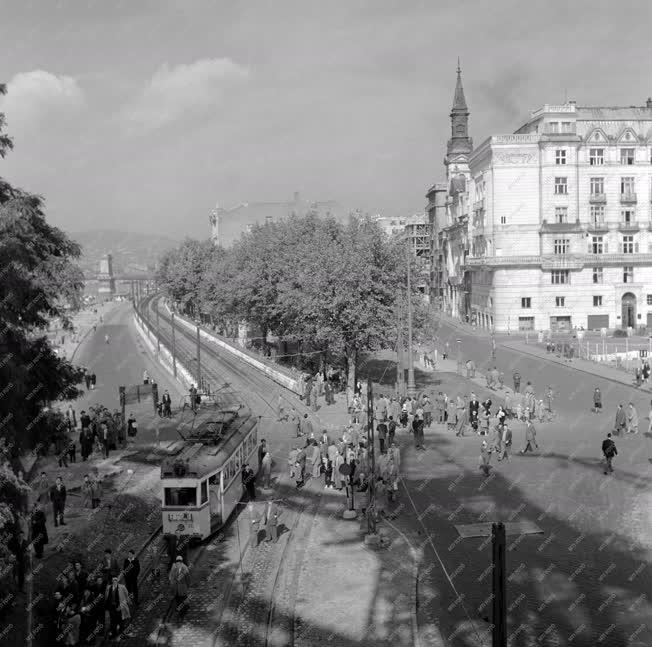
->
xmin=160 ymin=400 xmax=258 ymax=540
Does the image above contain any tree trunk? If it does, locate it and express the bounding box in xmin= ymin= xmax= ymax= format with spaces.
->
xmin=346 ymin=348 xmax=357 ymax=408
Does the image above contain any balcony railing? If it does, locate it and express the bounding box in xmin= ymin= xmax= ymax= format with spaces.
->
xmin=466 ymin=253 xmax=652 ymax=268
xmin=473 ymin=198 xmax=485 ymax=212
xmin=620 ymin=192 xmax=637 ymax=204
xmin=618 ymin=220 xmax=639 ymax=231
xmin=587 ymin=219 xmax=608 ymax=231
xmin=589 ymin=193 xmax=607 ymax=203
xmin=540 ymin=219 xmax=582 ymax=233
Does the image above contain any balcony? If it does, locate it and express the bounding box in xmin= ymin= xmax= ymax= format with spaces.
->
xmin=540 ymin=219 xmax=582 ymax=233
xmin=589 ymin=193 xmax=607 ymax=204
xmin=540 ymin=255 xmax=584 ymax=270
xmin=620 ymin=192 xmax=637 ymax=204
xmin=618 ymin=219 xmax=639 ymax=231
xmin=473 ymin=198 xmax=485 ymax=212
xmin=466 ymin=252 xmax=652 ymax=269
xmin=587 ymin=219 xmax=609 ymax=232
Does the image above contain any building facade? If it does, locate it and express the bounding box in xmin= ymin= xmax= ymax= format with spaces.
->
xmin=429 ymin=66 xmax=652 ymax=332
xmin=466 ymin=100 xmax=652 ymax=332
xmin=375 ymin=213 xmax=432 ymax=299
xmin=209 ymin=192 xmax=348 ymax=247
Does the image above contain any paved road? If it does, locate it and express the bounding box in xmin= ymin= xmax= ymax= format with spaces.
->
xmin=72 ymin=301 xmax=187 ymax=443
xmin=400 ymin=323 xmax=652 ymax=647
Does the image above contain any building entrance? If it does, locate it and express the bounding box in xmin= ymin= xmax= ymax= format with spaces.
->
xmin=621 ymin=293 xmax=637 ymax=329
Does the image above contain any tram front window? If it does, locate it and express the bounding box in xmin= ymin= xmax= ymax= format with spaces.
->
xmin=164 ymin=487 xmax=197 ymax=507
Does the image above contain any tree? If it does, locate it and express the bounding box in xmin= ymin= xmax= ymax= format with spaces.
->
xmin=0 ymin=83 xmax=85 ymax=454
xmin=156 ymin=239 xmax=213 ymax=318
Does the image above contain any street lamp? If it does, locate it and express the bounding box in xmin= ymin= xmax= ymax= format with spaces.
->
xmin=406 ymin=244 xmax=416 ymax=397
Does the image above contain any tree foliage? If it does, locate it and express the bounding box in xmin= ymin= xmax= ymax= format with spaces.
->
xmin=159 ymin=212 xmax=427 ymax=391
xmin=0 ymin=82 xmax=85 ymax=455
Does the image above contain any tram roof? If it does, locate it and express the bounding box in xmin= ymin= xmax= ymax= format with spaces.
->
xmin=161 ymin=411 xmax=257 ymax=480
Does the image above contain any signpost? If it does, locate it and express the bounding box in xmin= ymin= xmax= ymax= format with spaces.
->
xmin=456 ymin=339 xmax=462 ymax=375
xmin=365 ymin=378 xmax=378 ymax=543
xmin=492 ymin=522 xmax=507 ymax=647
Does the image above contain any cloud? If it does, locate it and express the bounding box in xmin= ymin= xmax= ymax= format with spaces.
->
xmin=122 ymin=58 xmax=250 ymax=134
xmin=0 ymin=70 xmax=85 ymax=130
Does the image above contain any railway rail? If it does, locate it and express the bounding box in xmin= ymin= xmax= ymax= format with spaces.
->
xmin=129 ymin=295 xmax=323 ymax=647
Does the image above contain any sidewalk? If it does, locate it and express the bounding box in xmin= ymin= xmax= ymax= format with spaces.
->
xmin=500 ymin=339 xmax=647 ymax=390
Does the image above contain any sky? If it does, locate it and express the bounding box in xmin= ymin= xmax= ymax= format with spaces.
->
xmin=1 ymin=0 xmax=652 ymax=240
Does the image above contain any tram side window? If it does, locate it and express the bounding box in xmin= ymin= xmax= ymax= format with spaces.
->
xmin=201 ymin=480 xmax=208 ymax=504
xmin=208 ymin=473 xmax=219 ymax=486
xmin=164 ymin=487 xmax=197 ymax=507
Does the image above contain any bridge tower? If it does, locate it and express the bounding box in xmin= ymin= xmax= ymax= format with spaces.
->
xmin=97 ymin=254 xmax=116 ymax=301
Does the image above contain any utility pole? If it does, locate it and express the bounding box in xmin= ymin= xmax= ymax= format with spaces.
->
xmin=406 ymin=244 xmax=416 ymax=396
xmin=492 ymin=522 xmax=507 ymax=647
xmin=365 ymin=378 xmax=377 ymax=541
xmin=155 ymin=299 xmax=161 ymax=358
xmin=397 ymin=295 xmax=405 ymax=396
xmin=171 ymin=311 xmax=177 ymax=379
xmin=196 ymin=324 xmax=202 ymax=391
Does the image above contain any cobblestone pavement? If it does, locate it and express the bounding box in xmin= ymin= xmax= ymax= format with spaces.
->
xmin=398 ymin=368 xmax=652 ymax=647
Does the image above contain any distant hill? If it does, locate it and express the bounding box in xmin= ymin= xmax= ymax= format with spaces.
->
xmin=69 ymin=229 xmax=182 ymax=277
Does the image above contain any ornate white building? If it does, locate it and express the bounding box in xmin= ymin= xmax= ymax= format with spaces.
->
xmin=452 ymin=98 xmax=652 ymax=333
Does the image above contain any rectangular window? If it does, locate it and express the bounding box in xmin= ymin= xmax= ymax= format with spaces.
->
xmin=555 ymin=150 xmax=567 ymax=165
xmin=561 ymin=121 xmax=572 ymax=133
xmin=548 ymin=121 xmax=560 ymax=134
xmin=555 ymin=296 xmax=565 ymax=307
xmin=201 ymin=480 xmax=208 ymax=504
xmin=551 ymin=270 xmax=570 ymax=284
xmin=555 ymin=207 xmax=568 ymax=223
xmin=593 ymin=296 xmax=603 ymax=307
xmin=620 ymin=148 xmax=635 ymax=165
xmin=521 ymin=297 xmax=531 ymax=309
xmin=554 ymin=177 xmax=568 ymax=194
xmin=590 ymin=148 xmax=604 ymax=165
xmin=164 ymin=487 xmax=197 ymax=507
xmin=622 ymin=208 xmax=635 ymax=224
xmin=621 ymin=177 xmax=635 ymax=194
xmin=518 ymin=316 xmax=535 ymax=331
xmin=590 ymin=177 xmax=604 ymax=195
xmin=622 ymin=235 xmax=634 ymax=254
xmin=623 ymin=266 xmax=634 ymax=283
xmin=647 ymin=294 xmax=652 ymax=306
xmin=591 ymin=236 xmax=604 ymax=254
xmin=554 ymin=239 xmax=569 ymax=254
xmin=592 ymin=267 xmax=603 ymax=284
xmin=590 ymin=205 xmax=605 ymax=225
xmin=500 ymin=215 xmax=507 ymax=224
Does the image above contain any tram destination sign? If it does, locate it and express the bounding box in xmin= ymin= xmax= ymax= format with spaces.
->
xmin=168 ymin=511 xmax=193 ymax=522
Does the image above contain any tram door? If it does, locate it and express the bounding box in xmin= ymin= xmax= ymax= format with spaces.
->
xmin=208 ymin=472 xmax=222 ymax=525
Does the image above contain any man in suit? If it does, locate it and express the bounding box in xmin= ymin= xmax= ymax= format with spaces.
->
xmin=254 ymin=499 xmax=280 ymax=544
xmin=50 ymin=476 xmax=67 ymax=527
xmin=104 ymin=576 xmax=130 ymax=639
xmin=100 ymin=548 xmax=120 ymax=586
xmin=468 ymin=394 xmax=480 ymax=433
xmin=602 ymin=433 xmax=618 ymax=475
xmin=123 ymin=549 xmax=141 ymax=606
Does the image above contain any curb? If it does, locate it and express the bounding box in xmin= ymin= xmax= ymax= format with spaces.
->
xmin=499 ymin=342 xmax=644 ymax=391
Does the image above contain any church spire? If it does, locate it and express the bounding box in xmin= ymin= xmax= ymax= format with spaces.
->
xmin=446 ymin=60 xmax=472 ymax=164
xmin=451 ymin=59 xmax=468 ymax=114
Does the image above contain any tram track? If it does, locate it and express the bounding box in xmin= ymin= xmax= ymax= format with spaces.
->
xmin=135 ymin=296 xmax=324 ymax=646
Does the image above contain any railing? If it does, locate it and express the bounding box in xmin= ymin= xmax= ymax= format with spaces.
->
xmin=467 ymin=252 xmax=652 ymax=268
xmin=530 ymin=104 xmax=576 ymax=117
xmin=491 ymin=134 xmax=540 ymax=145
xmin=620 ymin=192 xmax=637 ymax=204
xmin=540 ymin=220 xmax=582 ymax=232
xmin=618 ymin=220 xmax=640 ymax=231
xmin=473 ymin=198 xmax=485 ymax=211
xmin=589 ymin=193 xmax=607 ymax=203
xmin=587 ymin=220 xmax=608 ymax=230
